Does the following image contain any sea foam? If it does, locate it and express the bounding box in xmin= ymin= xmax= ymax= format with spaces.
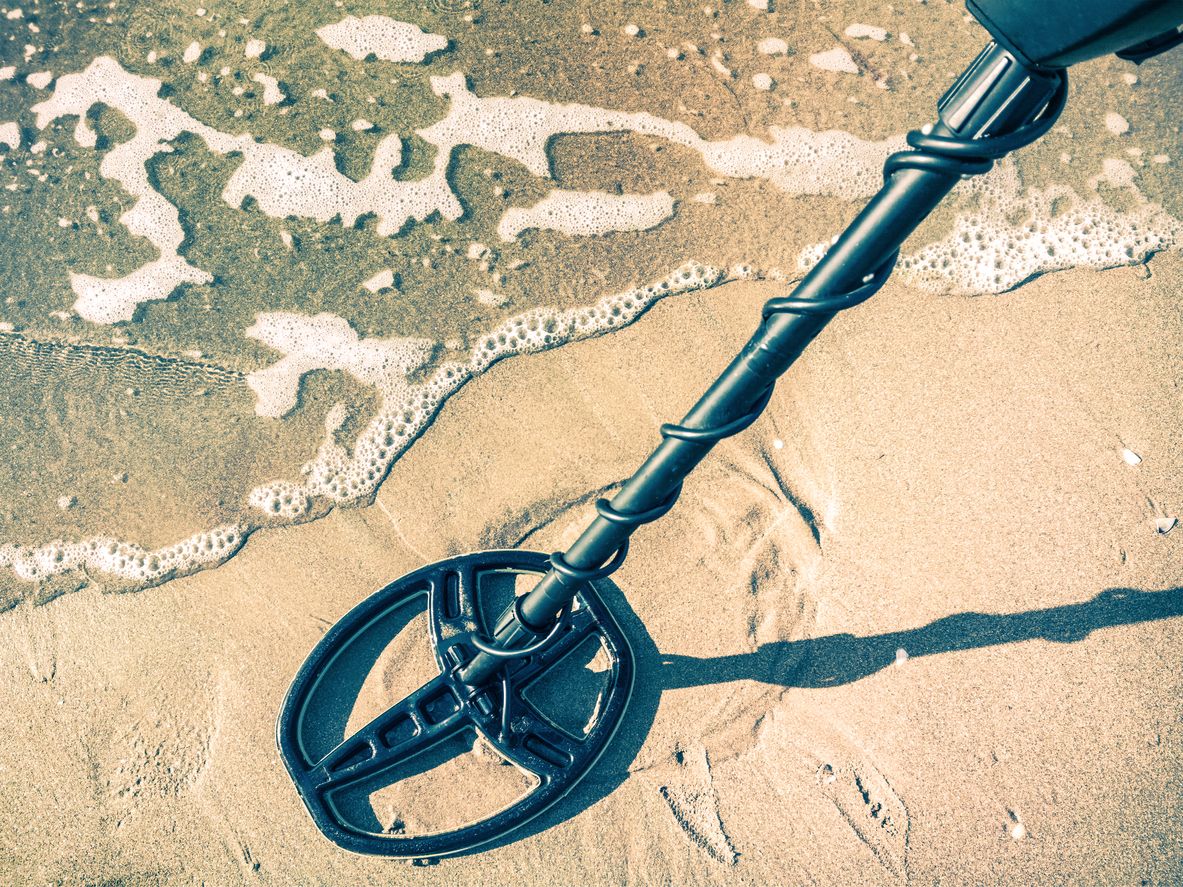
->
xmin=31 ymin=57 xmax=247 ymax=323
xmin=33 ymin=57 xmax=905 ymax=326
xmin=794 ymin=160 xmax=1181 ymax=294
xmin=315 ymin=15 xmax=449 ymax=63
xmin=7 ymin=35 xmax=1181 ymax=593
xmin=246 ymin=261 xmax=724 ymax=519
xmin=897 ymin=162 xmax=1180 ymax=293
xmin=497 ymin=190 xmax=676 ymax=241
xmin=0 ymin=262 xmax=723 ymax=586
xmin=245 ymin=313 xmax=435 ymax=419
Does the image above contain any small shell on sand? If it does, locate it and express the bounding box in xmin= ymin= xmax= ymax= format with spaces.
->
xmin=361 ymin=269 xmax=395 ymax=293
xmin=809 ymin=46 xmax=858 ymax=74
xmin=844 ymin=23 xmax=887 ymax=41
xmin=1120 ymin=448 xmax=1141 ymax=466
xmin=0 ymin=121 xmax=19 ymax=149
xmin=1105 ymin=112 xmax=1130 ymax=135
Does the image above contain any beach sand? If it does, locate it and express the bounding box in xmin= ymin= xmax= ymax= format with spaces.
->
xmin=1 ymin=0 xmax=1181 ymax=883
xmin=2 ymin=258 xmax=1181 ymax=884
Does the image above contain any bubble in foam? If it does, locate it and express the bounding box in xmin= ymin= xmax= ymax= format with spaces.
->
xmin=497 ymin=189 xmax=675 ymax=241
xmin=796 ymin=240 xmax=829 ymax=271
xmin=795 ymin=161 xmax=1181 ymax=296
xmin=248 ymin=481 xmax=311 ymax=519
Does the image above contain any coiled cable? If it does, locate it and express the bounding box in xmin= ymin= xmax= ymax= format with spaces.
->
xmin=475 ymin=66 xmax=1070 ymax=671
xmin=546 ymin=69 xmax=1069 ymax=593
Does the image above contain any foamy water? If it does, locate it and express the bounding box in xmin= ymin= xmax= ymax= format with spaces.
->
xmin=0 ymin=3 xmax=1178 ymax=598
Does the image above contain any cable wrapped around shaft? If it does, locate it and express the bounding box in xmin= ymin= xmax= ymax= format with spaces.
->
xmin=543 ymin=69 xmax=1070 ymax=594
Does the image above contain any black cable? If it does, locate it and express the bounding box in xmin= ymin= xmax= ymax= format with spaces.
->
xmin=536 ymin=69 xmax=1070 ymax=598
xmin=469 ymin=67 xmax=1069 ymax=669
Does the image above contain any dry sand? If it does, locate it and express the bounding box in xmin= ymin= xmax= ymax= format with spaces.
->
xmin=2 ymin=256 xmax=1181 ymax=884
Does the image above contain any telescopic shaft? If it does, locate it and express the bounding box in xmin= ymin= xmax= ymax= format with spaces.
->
xmin=459 ymin=42 xmax=1065 ymax=688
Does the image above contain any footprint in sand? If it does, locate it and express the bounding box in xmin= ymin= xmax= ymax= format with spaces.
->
xmin=105 ymin=708 xmax=215 ymax=806
xmin=517 ymin=435 xmax=825 ymax=750
xmin=752 ymin=706 xmax=911 ymax=882
xmin=655 ymin=744 xmax=738 ymax=865
xmin=11 ymin=604 xmax=59 ymax=684
xmin=817 ymin=761 xmax=909 ymax=880
xmin=94 ymin=672 xmax=223 ymax=821
xmin=514 ymin=436 xmax=829 ymax=867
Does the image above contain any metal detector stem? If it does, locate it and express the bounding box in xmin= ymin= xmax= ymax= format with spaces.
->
xmin=459 ymin=42 xmax=1066 ymax=687
xmin=280 ymin=4 xmax=1183 ymax=858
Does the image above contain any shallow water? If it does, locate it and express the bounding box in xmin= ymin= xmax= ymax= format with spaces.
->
xmin=1 ymin=0 xmax=1179 ymax=601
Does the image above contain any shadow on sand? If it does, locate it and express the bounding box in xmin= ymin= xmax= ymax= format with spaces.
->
xmin=479 ymin=583 xmax=1183 ymax=855
xmin=288 ymin=581 xmax=1183 ymax=857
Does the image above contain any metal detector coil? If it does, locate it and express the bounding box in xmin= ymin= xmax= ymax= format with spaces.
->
xmin=277 ymin=550 xmax=634 ymax=858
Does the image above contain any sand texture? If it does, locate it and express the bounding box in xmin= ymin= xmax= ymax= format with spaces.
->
xmin=1 ymin=0 xmax=1181 ymax=883
xmin=2 ymin=264 xmax=1182 ymax=884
